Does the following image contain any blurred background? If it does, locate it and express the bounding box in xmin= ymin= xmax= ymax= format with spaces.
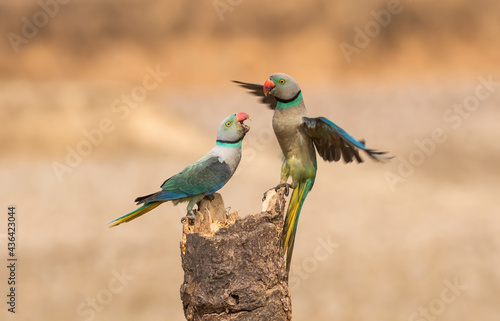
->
xmin=1 ymin=0 xmax=500 ymax=320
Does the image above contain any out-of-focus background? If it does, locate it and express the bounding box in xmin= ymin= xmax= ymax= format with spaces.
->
xmin=1 ymin=0 xmax=499 ymax=320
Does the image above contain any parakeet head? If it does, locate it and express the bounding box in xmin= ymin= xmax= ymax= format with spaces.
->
xmin=263 ymin=73 xmax=301 ymax=101
xmin=216 ymin=112 xmax=250 ymax=143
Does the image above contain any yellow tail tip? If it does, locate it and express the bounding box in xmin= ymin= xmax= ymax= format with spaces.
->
xmin=108 ymin=221 xmax=120 ymax=228
xmin=108 ymin=202 xmax=161 ymax=228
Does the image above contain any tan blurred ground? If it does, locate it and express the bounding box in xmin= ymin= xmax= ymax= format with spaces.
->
xmin=1 ymin=1 xmax=500 ymax=320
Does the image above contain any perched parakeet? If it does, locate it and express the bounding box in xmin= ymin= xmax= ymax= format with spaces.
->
xmin=108 ymin=112 xmax=250 ymax=228
xmin=234 ymin=73 xmax=390 ymax=272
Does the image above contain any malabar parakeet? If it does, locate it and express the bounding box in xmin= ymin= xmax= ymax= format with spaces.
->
xmin=108 ymin=112 xmax=250 ymax=228
xmin=233 ymin=73 xmax=390 ymax=272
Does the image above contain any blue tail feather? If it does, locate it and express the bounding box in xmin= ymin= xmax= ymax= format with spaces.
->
xmin=135 ymin=190 xmax=188 ymax=204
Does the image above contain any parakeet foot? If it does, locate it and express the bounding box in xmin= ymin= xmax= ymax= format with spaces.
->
xmin=181 ymin=210 xmax=197 ymax=224
xmin=274 ymin=183 xmax=293 ymax=196
xmin=262 ymin=183 xmax=293 ymax=201
xmin=196 ymin=194 xmax=215 ymax=209
xmin=204 ymin=194 xmax=215 ymax=201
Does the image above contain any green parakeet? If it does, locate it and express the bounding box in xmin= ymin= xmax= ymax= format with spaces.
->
xmin=109 ymin=112 xmax=250 ymax=227
xmin=234 ymin=74 xmax=390 ymax=272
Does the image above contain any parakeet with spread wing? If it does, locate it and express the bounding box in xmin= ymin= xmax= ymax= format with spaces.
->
xmin=234 ymin=74 xmax=390 ymax=272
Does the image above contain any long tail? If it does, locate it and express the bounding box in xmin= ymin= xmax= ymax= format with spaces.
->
xmin=108 ymin=202 xmax=162 ymax=228
xmin=283 ymin=179 xmax=314 ymax=273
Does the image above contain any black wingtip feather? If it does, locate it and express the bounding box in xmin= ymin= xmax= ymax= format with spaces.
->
xmin=363 ymin=149 xmax=393 ymax=163
xmin=232 ymin=79 xmax=277 ymax=110
xmin=135 ymin=192 xmax=156 ymax=204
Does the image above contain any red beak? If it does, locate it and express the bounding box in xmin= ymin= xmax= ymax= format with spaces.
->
xmin=236 ymin=112 xmax=250 ymax=122
xmin=263 ymin=79 xmax=275 ymax=96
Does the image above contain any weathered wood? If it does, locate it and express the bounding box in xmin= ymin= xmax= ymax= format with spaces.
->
xmin=180 ymin=188 xmax=292 ymax=320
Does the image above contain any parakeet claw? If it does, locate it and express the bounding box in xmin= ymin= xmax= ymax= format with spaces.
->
xmin=181 ymin=210 xmax=197 ymax=224
xmin=204 ymin=194 xmax=215 ymax=201
xmin=196 ymin=194 xmax=215 ymax=209
xmin=275 ymin=183 xmax=293 ymax=196
xmin=187 ymin=210 xmax=196 ymax=220
xmin=262 ymin=183 xmax=293 ymax=201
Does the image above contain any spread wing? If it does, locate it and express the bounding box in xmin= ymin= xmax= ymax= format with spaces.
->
xmin=302 ymin=117 xmax=391 ymax=163
xmin=232 ymin=80 xmax=277 ymax=110
xmin=135 ymin=156 xmax=232 ymax=204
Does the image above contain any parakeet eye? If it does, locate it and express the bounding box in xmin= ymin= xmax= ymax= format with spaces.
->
xmin=279 ymin=79 xmax=285 ymax=84
xmin=225 ymin=121 xmax=231 ymax=127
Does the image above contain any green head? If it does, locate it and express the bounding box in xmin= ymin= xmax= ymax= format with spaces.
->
xmin=216 ymin=112 xmax=250 ymax=146
xmin=263 ymin=73 xmax=302 ymax=108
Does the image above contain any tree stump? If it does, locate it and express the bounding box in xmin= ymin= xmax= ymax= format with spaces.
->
xmin=180 ymin=188 xmax=292 ymax=321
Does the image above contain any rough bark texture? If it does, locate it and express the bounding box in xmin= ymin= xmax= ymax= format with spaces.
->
xmin=180 ymin=188 xmax=292 ymax=321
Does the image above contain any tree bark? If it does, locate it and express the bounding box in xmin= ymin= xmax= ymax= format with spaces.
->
xmin=180 ymin=188 xmax=292 ymax=321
